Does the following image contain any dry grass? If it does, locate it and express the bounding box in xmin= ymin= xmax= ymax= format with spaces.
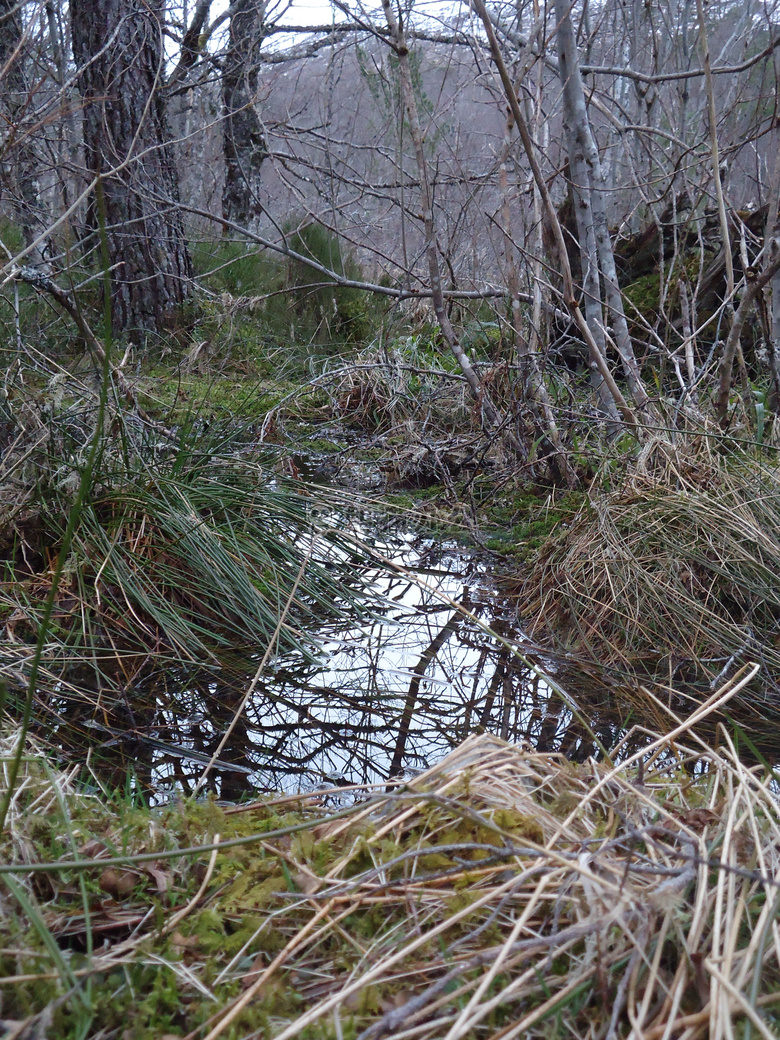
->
xmin=522 ymin=436 xmax=780 ymax=699
xmin=2 ymin=666 xmax=779 ymax=1039
xmin=262 ymin=338 xmax=476 ymax=440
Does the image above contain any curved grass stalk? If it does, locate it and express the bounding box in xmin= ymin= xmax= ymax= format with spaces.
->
xmin=3 ymin=874 xmax=93 ymax=1024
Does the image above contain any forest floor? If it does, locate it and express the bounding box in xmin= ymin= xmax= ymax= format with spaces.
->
xmin=4 ymin=332 xmax=780 ymax=1038
xmin=138 ymin=347 xmax=588 ymax=552
xmin=3 ymin=681 xmax=780 ymax=1040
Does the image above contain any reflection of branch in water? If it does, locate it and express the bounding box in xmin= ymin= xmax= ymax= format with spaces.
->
xmin=559 ymin=718 xmax=594 ymax=762
xmin=57 ymin=549 xmax=692 ymax=799
xmin=387 ymin=592 xmax=470 ymax=779
xmin=501 ymin=648 xmax=513 ymax=741
xmin=478 ymin=654 xmax=504 ymax=732
xmin=461 ymin=644 xmax=490 ymax=736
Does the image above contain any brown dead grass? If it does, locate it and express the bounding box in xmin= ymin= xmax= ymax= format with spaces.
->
xmin=521 ymin=437 xmax=780 ymax=701
xmin=2 ymin=666 xmax=779 ymax=1040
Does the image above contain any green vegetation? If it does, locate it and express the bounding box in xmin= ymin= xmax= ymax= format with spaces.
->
xmin=3 ymin=206 xmax=780 ymax=1040
xmin=189 ymin=222 xmax=384 ymax=387
xmin=4 ymin=214 xmax=780 ymax=1039
xmin=477 ymin=488 xmax=584 ymax=557
xmin=3 ymin=710 xmax=778 ymax=1039
xmin=4 ymin=0 xmax=780 ymax=1029
xmin=0 ymin=369 xmax=373 ymax=705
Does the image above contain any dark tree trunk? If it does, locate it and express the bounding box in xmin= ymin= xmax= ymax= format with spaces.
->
xmin=71 ymin=0 xmax=192 ymax=336
xmin=222 ymin=0 xmax=267 ymax=231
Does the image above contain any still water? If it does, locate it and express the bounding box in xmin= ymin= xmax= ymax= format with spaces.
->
xmin=73 ymin=529 xmax=631 ymax=802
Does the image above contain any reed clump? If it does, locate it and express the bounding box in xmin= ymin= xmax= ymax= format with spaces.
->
xmin=2 ymin=674 xmax=779 ymax=1039
xmin=522 ymin=436 xmax=780 ymax=698
xmin=0 ymin=374 xmax=371 ymax=703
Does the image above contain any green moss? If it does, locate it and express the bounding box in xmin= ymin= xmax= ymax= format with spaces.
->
xmin=622 ymin=269 xmax=663 ymax=323
xmin=621 ymin=249 xmax=719 ymax=337
xmin=138 ymin=366 xmax=281 ymax=423
xmin=490 ymin=808 xmax=545 ymax=843
xmin=481 ymin=489 xmax=584 ymax=559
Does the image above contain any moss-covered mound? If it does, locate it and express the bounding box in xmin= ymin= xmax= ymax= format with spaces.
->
xmin=2 ymin=707 xmax=778 ymax=1039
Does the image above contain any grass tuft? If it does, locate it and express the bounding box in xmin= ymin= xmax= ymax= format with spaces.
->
xmin=2 ymin=672 xmax=779 ymax=1039
xmin=0 ymin=375 xmax=373 ymax=705
xmin=522 ymin=435 xmax=780 ymax=702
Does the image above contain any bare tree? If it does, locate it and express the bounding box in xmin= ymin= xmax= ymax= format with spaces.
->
xmin=2 ymin=0 xmax=779 ymax=443
xmin=554 ymin=0 xmax=655 ymax=420
xmin=380 ymin=0 xmax=514 ymax=441
xmin=0 ymin=0 xmax=49 ymax=265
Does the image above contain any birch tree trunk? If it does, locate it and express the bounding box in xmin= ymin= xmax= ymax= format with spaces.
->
xmin=555 ymin=0 xmax=654 ymax=420
xmin=563 ymin=153 xmax=619 ymax=422
xmin=499 ymin=82 xmax=577 ymax=484
xmin=222 ymin=0 xmax=267 ymax=231
xmin=473 ymin=0 xmax=637 ymax=428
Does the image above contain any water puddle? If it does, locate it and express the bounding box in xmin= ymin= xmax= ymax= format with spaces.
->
xmin=59 ymin=524 xmax=642 ymax=802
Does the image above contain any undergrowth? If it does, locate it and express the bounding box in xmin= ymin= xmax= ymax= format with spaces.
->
xmin=190 ymin=223 xmax=387 ymax=385
xmin=2 ymin=685 xmax=779 ymax=1040
xmin=0 ymin=368 xmax=374 ymax=706
xmin=521 ymin=434 xmax=780 ymax=702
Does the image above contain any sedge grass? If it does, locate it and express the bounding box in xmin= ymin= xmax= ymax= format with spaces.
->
xmin=0 ymin=376 xmax=374 ymax=709
xmin=523 ymin=435 xmax=780 ymax=703
xmin=2 ymin=663 xmax=780 ymax=1039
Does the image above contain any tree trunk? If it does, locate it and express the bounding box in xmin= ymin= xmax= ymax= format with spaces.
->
xmin=0 ymin=0 xmax=48 ymax=265
xmin=222 ymin=0 xmax=267 ymax=231
xmin=472 ymin=0 xmax=636 ymax=429
xmin=71 ymin=0 xmax=192 ymax=336
xmin=498 ymin=102 xmax=577 ymax=485
xmin=563 ymin=144 xmax=620 ymax=421
xmin=555 ymin=0 xmax=654 ymax=420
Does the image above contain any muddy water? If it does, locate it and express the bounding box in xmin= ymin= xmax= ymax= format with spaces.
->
xmin=70 ymin=528 xmax=635 ymax=803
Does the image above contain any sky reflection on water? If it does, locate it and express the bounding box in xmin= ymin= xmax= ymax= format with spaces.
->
xmin=144 ymin=534 xmax=618 ymax=801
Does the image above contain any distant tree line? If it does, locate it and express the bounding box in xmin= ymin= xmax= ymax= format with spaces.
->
xmin=2 ymin=0 xmax=780 ymax=459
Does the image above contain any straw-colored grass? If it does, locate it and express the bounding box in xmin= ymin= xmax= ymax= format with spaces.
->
xmin=264 ymin=337 xmax=476 ymax=443
xmin=2 ymin=667 xmax=779 ymax=1039
xmin=522 ymin=437 xmax=780 ymax=696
